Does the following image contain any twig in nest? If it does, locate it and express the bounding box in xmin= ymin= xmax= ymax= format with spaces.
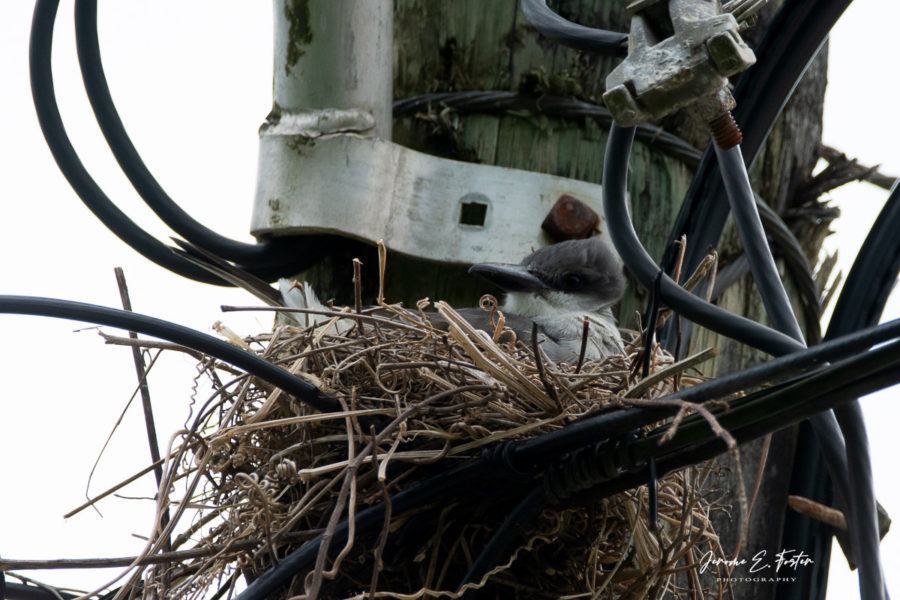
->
xmin=479 ymin=294 xmax=510 ymax=344
xmin=65 ymin=457 xmax=175 ymax=519
xmin=221 ymin=306 xmax=429 ymax=334
xmin=353 ymin=258 xmax=364 ymax=315
xmin=671 ymin=235 xmax=687 ymax=285
xmin=816 ymin=144 xmax=897 ymax=192
xmin=85 ymin=348 xmax=164 ymax=515
xmin=531 ymin=322 xmax=560 ymax=411
xmin=747 ymin=433 xmax=771 ymax=521
xmin=624 ymin=396 xmax=748 ymax=553
xmin=377 ymin=240 xmax=387 ymax=305
xmin=704 ymin=247 xmax=718 ymax=303
xmin=624 ymin=348 xmax=717 ymax=398
xmin=575 ymin=316 xmax=590 ymax=375
xmin=656 ymin=248 xmax=718 ymax=328
xmin=368 ymin=426 xmax=392 ymax=600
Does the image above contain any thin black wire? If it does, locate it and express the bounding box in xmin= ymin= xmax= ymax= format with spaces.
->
xmin=72 ymin=0 xmax=320 ymax=276
xmin=0 ymin=295 xmax=342 ymax=415
xmin=29 ymin=0 xmax=226 ymax=285
xmin=519 ymin=0 xmax=628 ymax=57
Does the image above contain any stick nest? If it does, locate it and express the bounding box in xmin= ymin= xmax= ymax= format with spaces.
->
xmin=122 ymin=293 xmax=729 ymax=600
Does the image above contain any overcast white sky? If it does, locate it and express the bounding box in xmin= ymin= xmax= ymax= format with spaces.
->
xmin=0 ymin=1 xmax=896 ymax=598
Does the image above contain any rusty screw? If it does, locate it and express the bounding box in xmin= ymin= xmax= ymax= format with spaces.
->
xmin=541 ymin=194 xmax=600 ymax=242
xmin=709 ymin=111 xmax=743 ymax=150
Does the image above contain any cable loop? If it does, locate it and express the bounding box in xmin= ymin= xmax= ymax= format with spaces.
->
xmin=543 ymin=436 xmax=641 ymax=505
xmin=480 ymin=442 xmax=535 ymax=484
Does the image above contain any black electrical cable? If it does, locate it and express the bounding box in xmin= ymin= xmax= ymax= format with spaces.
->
xmin=567 ymin=351 xmax=900 ymax=512
xmin=29 ymin=0 xmax=231 ymax=285
xmin=646 ymin=342 xmax=900 ymax=461
xmin=2 ymin=582 xmax=78 ymax=600
xmin=661 ymin=0 xmax=853 ymax=292
xmin=715 ymin=142 xmax=881 ymax=596
xmin=519 ymin=0 xmax=628 ymax=57
xmin=234 ymin=460 xmax=494 ymax=600
xmin=715 ymin=144 xmax=806 ymax=342
xmin=602 ymin=125 xmax=803 ymax=357
xmin=511 ymin=317 xmax=900 ymax=468
xmin=821 ymin=182 xmax=900 ymax=600
xmin=603 ymin=124 xmax=863 ymax=573
xmin=0 ymin=295 xmax=342 ymax=415
xmin=72 ymin=0 xmax=320 ymax=276
xmin=571 ymin=337 xmax=900 ymax=512
xmin=755 ymin=197 xmax=822 ymax=342
xmin=392 ymin=91 xmax=703 ymax=168
xmin=455 ymin=486 xmax=546 ymax=594
xmin=234 ymin=330 xmax=900 ymax=600
xmin=828 ymin=181 xmax=900 ymax=335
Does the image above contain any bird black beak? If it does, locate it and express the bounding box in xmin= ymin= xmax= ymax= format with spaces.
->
xmin=468 ymin=263 xmax=550 ymax=293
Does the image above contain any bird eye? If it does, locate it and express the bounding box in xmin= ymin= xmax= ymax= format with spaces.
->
xmin=563 ymin=274 xmax=583 ymax=290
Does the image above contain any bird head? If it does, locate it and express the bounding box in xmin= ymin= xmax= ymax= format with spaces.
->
xmin=468 ymin=238 xmax=626 ymax=315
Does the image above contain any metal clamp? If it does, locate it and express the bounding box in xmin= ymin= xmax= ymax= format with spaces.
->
xmin=603 ymin=0 xmax=759 ymax=127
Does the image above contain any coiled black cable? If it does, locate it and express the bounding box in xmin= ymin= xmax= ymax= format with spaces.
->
xmin=72 ymin=0 xmax=320 ymax=276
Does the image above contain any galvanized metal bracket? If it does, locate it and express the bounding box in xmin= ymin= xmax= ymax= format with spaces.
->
xmin=252 ymin=0 xmax=612 ymax=266
xmin=251 ymin=128 xmax=610 ymax=265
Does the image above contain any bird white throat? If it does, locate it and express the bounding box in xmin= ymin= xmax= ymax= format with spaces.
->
xmin=502 ymin=290 xmax=624 ymax=363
